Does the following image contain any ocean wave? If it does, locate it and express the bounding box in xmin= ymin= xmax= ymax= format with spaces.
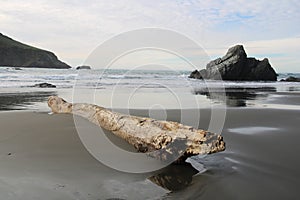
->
xmin=0 ymin=69 xmax=299 ymax=90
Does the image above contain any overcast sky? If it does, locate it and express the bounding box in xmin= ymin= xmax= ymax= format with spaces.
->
xmin=1 ymin=0 xmax=300 ymax=72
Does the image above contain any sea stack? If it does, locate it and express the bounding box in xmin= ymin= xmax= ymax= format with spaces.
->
xmin=189 ymin=45 xmax=277 ymax=81
xmin=0 ymin=33 xmax=71 ymax=69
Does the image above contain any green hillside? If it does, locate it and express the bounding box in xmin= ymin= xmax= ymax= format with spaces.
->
xmin=0 ymin=33 xmax=71 ymax=69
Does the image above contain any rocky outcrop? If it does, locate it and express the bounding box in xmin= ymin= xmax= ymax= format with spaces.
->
xmin=189 ymin=69 xmax=207 ymax=79
xmin=76 ymin=65 xmax=91 ymax=70
xmin=48 ymin=96 xmax=225 ymax=163
xmin=33 ymin=83 xmax=56 ymax=88
xmin=0 ymin=33 xmax=71 ymax=69
xmin=189 ymin=70 xmax=201 ymax=79
xmin=13 ymin=67 xmax=22 ymax=70
xmin=280 ymin=76 xmax=300 ymax=82
xmin=189 ymin=45 xmax=277 ymax=81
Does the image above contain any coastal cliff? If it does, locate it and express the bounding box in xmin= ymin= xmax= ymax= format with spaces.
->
xmin=0 ymin=33 xmax=71 ymax=69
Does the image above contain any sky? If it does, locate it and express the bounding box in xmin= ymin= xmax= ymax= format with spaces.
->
xmin=0 ymin=0 xmax=300 ymax=72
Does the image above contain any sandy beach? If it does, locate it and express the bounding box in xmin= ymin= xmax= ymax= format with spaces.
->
xmin=1 ymin=62 xmax=300 ymax=200
xmin=1 ymin=105 xmax=300 ymax=199
xmin=1 ymin=1 xmax=300 ymax=199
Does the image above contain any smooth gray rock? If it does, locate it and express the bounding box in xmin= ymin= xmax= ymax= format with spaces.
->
xmin=190 ymin=45 xmax=277 ymax=81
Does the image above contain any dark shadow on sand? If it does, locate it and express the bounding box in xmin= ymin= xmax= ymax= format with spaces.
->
xmin=288 ymin=86 xmax=300 ymax=92
xmin=148 ymin=163 xmax=199 ymax=191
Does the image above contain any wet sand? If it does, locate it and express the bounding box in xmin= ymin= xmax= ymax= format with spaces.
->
xmin=1 ymin=107 xmax=300 ymax=199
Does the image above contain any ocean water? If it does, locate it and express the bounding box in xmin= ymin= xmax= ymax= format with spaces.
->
xmin=0 ymin=68 xmax=190 ymax=89
xmin=0 ymin=67 xmax=299 ymax=89
xmin=0 ymin=67 xmax=300 ymax=111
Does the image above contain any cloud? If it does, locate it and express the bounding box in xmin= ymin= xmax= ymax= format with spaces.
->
xmin=0 ymin=0 xmax=299 ymax=71
xmin=203 ymin=37 xmax=300 ymax=72
xmin=245 ymin=37 xmax=300 ymax=72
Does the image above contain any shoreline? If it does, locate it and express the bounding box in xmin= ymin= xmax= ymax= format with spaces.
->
xmin=1 ymin=107 xmax=300 ymax=199
xmin=1 ymin=78 xmax=300 ymax=199
xmin=1 ymin=86 xmax=300 ymax=112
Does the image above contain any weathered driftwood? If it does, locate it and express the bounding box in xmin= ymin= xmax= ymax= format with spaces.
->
xmin=48 ymin=96 xmax=225 ymax=163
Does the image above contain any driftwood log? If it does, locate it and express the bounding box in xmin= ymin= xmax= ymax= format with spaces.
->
xmin=48 ymin=96 xmax=225 ymax=163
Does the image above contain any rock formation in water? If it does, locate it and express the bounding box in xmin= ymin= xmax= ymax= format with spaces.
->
xmin=76 ymin=65 xmax=91 ymax=70
xmin=189 ymin=45 xmax=277 ymax=81
xmin=33 ymin=82 xmax=56 ymax=88
xmin=0 ymin=33 xmax=71 ymax=69
xmin=47 ymin=96 xmax=225 ymax=163
xmin=280 ymin=76 xmax=300 ymax=82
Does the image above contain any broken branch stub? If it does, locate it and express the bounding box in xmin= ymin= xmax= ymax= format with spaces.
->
xmin=48 ymin=96 xmax=225 ymax=163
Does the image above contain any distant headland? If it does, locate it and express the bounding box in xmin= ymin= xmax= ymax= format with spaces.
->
xmin=0 ymin=33 xmax=71 ymax=69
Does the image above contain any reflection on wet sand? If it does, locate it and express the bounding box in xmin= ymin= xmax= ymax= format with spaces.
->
xmin=288 ymin=86 xmax=300 ymax=91
xmin=0 ymin=91 xmax=57 ymax=110
xmin=193 ymin=87 xmax=276 ymax=107
xmin=148 ymin=163 xmax=199 ymax=191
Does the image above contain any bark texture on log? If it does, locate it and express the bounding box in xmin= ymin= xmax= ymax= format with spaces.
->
xmin=48 ymin=96 xmax=225 ymax=162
